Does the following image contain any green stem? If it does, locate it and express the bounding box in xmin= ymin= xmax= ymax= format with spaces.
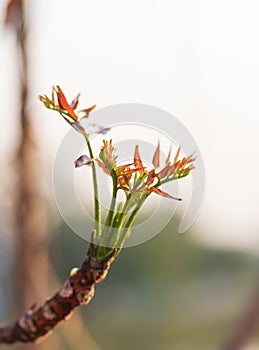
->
xmin=106 ymin=201 xmax=123 ymax=247
xmin=100 ymin=172 xmax=118 ymax=247
xmin=104 ymin=195 xmax=131 ymax=248
xmin=116 ymin=193 xmax=148 ymax=250
xmin=104 ymin=171 xmax=118 ymax=229
xmin=115 ymin=195 xmax=131 ymax=229
xmin=85 ymin=136 xmax=102 ymax=237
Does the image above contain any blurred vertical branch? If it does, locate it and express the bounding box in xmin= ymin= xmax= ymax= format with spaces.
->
xmin=4 ymin=1 xmax=49 ymax=349
xmin=5 ymin=0 xmax=48 ymax=306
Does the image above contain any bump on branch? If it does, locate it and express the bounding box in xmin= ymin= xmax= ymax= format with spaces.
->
xmin=0 ymin=237 xmax=116 ymax=345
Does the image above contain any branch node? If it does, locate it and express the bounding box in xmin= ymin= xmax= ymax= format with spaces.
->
xmin=76 ymin=287 xmax=95 ymax=305
xmin=42 ymin=305 xmax=57 ymax=321
xmin=59 ymin=281 xmax=74 ymax=298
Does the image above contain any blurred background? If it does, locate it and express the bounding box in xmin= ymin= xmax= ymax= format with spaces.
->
xmin=1 ymin=0 xmax=259 ymax=349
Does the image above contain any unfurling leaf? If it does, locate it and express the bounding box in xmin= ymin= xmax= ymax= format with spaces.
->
xmin=134 ymin=145 xmax=143 ymax=168
xmin=174 ymin=146 xmax=181 ymax=164
xmin=98 ymin=127 xmax=111 ymax=135
xmin=152 ymin=188 xmax=182 ymax=201
xmin=165 ymin=144 xmax=172 ymax=166
xmin=152 ymin=141 xmax=160 ymax=168
xmin=63 ymin=117 xmax=86 ymax=135
xmin=78 ymin=105 xmax=96 ymax=120
xmin=74 ymin=155 xmax=92 ymax=168
xmin=56 ymin=86 xmax=79 ymax=121
xmin=70 ymin=94 xmax=80 ymax=110
xmin=99 ymin=140 xmax=117 ymax=171
xmin=146 ymin=169 xmax=156 ymax=185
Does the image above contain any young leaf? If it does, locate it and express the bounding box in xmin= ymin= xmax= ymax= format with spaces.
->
xmin=74 ymin=155 xmax=92 ymax=168
xmin=134 ymin=145 xmax=143 ymax=169
xmin=152 ymin=188 xmax=182 ymax=201
xmin=152 ymin=141 xmax=160 ymax=168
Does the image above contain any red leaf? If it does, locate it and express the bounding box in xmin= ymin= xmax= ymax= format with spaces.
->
xmin=78 ymin=105 xmax=96 ymax=119
xmin=134 ymin=145 xmax=143 ymax=168
xmin=156 ymin=165 xmax=171 ymax=179
xmin=56 ymin=86 xmax=69 ymax=110
xmin=152 ymin=188 xmax=182 ymax=201
xmin=146 ymin=169 xmax=155 ymax=185
xmin=56 ymin=86 xmax=78 ymax=121
xmin=152 ymin=141 xmax=160 ymax=168
xmin=118 ymin=175 xmax=131 ymax=187
xmin=116 ymin=163 xmax=135 ymax=170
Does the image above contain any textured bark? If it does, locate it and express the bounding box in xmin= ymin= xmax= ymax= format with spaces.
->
xmin=0 ymin=243 xmax=115 ymax=344
xmin=47 ymin=265 xmax=101 ymax=350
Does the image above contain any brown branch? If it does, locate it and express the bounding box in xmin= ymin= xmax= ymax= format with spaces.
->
xmin=48 ymin=262 xmax=101 ymax=350
xmin=0 ymin=242 xmax=116 ymax=345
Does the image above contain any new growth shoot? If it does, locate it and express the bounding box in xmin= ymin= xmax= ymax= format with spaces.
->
xmin=39 ymin=86 xmax=195 ymax=261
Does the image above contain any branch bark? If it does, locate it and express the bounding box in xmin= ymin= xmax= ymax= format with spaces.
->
xmin=0 ymin=242 xmax=115 ymax=345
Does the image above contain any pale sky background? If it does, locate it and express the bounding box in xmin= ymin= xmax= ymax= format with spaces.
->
xmin=1 ymin=0 xmax=259 ymax=252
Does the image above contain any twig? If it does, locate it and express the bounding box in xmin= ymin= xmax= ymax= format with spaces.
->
xmin=0 ymin=240 xmax=116 ymax=344
xmin=48 ymin=262 xmax=101 ymax=350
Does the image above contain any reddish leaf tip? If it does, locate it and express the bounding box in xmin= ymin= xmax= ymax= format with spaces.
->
xmin=134 ymin=145 xmax=143 ymax=169
xmin=152 ymin=141 xmax=160 ymax=168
